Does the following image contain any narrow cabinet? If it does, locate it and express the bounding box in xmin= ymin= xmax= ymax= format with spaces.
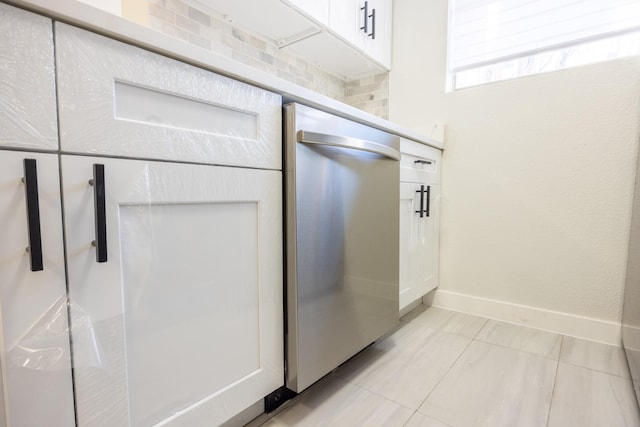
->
xmin=0 ymin=152 xmax=75 ymax=426
xmin=399 ymin=139 xmax=442 ymax=312
xmin=62 ymin=156 xmax=283 ymax=426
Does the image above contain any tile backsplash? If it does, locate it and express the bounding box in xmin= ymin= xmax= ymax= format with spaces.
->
xmin=135 ymin=0 xmax=389 ymax=119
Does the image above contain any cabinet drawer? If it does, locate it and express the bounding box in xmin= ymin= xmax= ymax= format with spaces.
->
xmin=55 ymin=24 xmax=282 ymax=170
xmin=400 ymin=138 xmax=441 ymax=184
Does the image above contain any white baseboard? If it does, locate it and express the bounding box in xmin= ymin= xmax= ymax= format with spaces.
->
xmin=430 ymin=290 xmax=622 ymax=346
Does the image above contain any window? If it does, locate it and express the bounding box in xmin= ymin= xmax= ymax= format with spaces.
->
xmin=448 ymin=0 xmax=640 ymax=89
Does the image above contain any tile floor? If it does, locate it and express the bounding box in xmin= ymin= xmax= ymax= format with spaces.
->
xmin=249 ymin=305 xmax=640 ymax=427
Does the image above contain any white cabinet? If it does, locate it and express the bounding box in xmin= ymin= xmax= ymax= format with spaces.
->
xmin=0 ymin=5 xmax=75 ymax=425
xmin=62 ymin=156 xmax=283 ymax=426
xmin=399 ymin=139 xmax=441 ymax=312
xmin=191 ymin=0 xmax=321 ymax=46
xmin=0 ymin=151 xmax=75 ymax=426
xmin=55 ymin=23 xmax=282 ymax=169
xmin=4 ymin=5 xmax=286 ymax=425
xmin=284 ymin=0 xmax=392 ymax=78
xmin=55 ymin=23 xmax=284 ymax=425
xmin=0 ymin=3 xmax=58 ymax=151
xmin=329 ymin=0 xmax=392 ymax=68
xmin=198 ymin=0 xmax=391 ymax=79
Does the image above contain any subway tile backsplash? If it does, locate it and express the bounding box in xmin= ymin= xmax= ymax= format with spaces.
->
xmin=142 ymin=0 xmax=389 ymax=119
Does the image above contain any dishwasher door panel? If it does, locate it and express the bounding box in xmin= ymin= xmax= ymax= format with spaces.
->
xmin=285 ymin=103 xmax=400 ymax=392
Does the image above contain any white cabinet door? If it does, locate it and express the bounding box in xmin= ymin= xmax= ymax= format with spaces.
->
xmin=328 ymin=0 xmax=392 ymax=69
xmin=55 ymin=23 xmax=282 ymax=170
xmin=364 ymin=0 xmax=392 ymax=67
xmin=0 ymin=4 xmax=58 ymax=151
xmin=415 ymin=184 xmax=440 ymax=298
xmin=329 ymin=0 xmax=363 ymax=48
xmin=62 ymin=155 xmax=283 ymax=426
xmin=0 ymin=151 xmax=75 ymax=426
xmin=399 ymin=182 xmax=441 ymax=311
xmin=399 ymin=182 xmax=418 ymax=309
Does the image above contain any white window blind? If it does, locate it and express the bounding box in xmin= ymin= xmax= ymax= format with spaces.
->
xmin=449 ymin=0 xmax=640 ymax=72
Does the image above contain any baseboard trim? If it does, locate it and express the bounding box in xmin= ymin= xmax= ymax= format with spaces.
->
xmin=430 ymin=290 xmax=622 ymax=346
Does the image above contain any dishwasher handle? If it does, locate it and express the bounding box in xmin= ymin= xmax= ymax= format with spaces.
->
xmin=297 ymin=130 xmax=400 ymax=161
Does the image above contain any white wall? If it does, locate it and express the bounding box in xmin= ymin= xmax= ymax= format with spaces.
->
xmin=391 ymin=0 xmax=640 ymax=343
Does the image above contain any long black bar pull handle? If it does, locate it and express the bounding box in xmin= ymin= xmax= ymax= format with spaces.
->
xmin=415 ymin=185 xmax=425 ymax=218
xmin=369 ymin=8 xmax=376 ymax=39
xmin=426 ymin=185 xmax=431 ymax=217
xmin=360 ymin=1 xmax=369 ymax=33
xmin=23 ymin=159 xmax=44 ymax=272
xmin=89 ymin=164 xmax=108 ymax=263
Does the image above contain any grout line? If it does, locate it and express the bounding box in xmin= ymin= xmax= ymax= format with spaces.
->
xmin=559 ymin=336 xmax=631 ymax=379
xmin=471 ymin=317 xmax=489 ymax=340
xmin=557 ymin=361 xmax=632 ymax=380
xmin=401 ymin=411 xmax=417 ymax=427
xmin=545 ymin=335 xmax=564 ymax=427
xmin=472 ymin=338 xmax=561 ymax=361
xmin=414 ymin=332 xmax=476 ymax=413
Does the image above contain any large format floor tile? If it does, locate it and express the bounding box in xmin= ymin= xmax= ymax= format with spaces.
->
xmin=547 ymin=363 xmax=640 ymax=427
xmin=418 ymin=340 xmax=557 ymax=427
xmin=249 ymin=306 xmax=640 ymax=427
xmin=475 ymin=320 xmax=562 ymax=359
xmin=262 ymin=375 xmax=413 ymax=427
xmin=335 ymin=322 xmax=471 ymax=409
xmin=560 ymin=336 xmax=631 ymax=378
xmin=404 ymin=412 xmax=450 ymax=427
xmin=406 ymin=306 xmax=487 ymax=339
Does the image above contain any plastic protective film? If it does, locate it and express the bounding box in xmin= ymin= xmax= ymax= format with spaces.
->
xmin=3 ymin=7 xmax=284 ymax=426
xmin=55 ymin=23 xmax=282 ymax=171
xmin=0 ymin=3 xmax=58 ymax=151
xmin=62 ymin=157 xmax=283 ymax=427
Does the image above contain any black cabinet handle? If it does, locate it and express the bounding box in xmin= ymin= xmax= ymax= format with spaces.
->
xmin=415 ymin=185 xmax=431 ymax=218
xmin=360 ymin=1 xmax=369 ymax=33
xmin=415 ymin=185 xmax=425 ymax=218
xmin=369 ymin=8 xmax=376 ymax=39
xmin=414 ymin=159 xmax=432 ymax=165
xmin=425 ymin=185 xmax=431 ymax=217
xmin=89 ymin=164 xmax=107 ymax=263
xmin=22 ymin=159 xmax=43 ymax=272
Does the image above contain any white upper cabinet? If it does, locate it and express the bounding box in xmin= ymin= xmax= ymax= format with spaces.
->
xmin=0 ymin=3 xmax=58 ymax=151
xmin=283 ymin=0 xmax=329 ymax=26
xmin=192 ymin=0 xmax=321 ymax=44
xmin=328 ymin=0 xmax=392 ymax=69
xmin=282 ymin=0 xmax=392 ymax=79
xmin=364 ymin=0 xmax=392 ymax=67
xmin=197 ymin=0 xmax=391 ymax=79
xmin=55 ymin=23 xmax=282 ymax=170
xmin=286 ymin=0 xmax=393 ymax=77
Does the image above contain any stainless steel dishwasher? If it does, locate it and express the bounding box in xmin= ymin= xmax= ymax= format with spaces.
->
xmin=284 ymin=103 xmax=400 ymax=393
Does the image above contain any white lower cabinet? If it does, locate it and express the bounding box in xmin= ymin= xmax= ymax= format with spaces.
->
xmin=62 ymin=155 xmax=283 ymax=426
xmin=399 ymin=139 xmax=442 ymax=312
xmin=0 ymin=151 xmax=75 ymax=426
